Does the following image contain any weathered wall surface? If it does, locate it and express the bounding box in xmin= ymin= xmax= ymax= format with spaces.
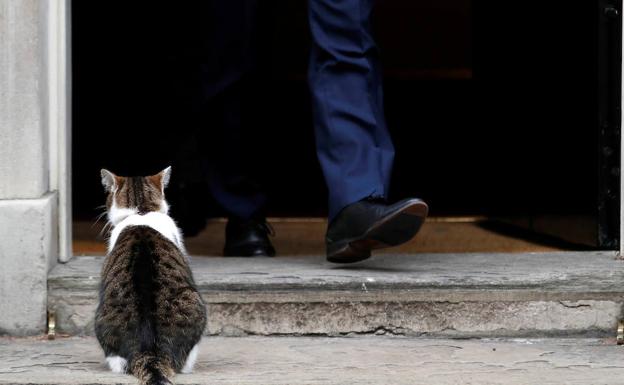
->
xmin=0 ymin=0 xmax=49 ymax=198
xmin=0 ymin=0 xmax=58 ymax=335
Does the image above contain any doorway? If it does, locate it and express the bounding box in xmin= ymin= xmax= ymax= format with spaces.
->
xmin=70 ymin=0 xmax=620 ymax=256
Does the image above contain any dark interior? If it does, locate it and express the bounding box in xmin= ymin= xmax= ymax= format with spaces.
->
xmin=72 ymin=1 xmax=619 ymax=247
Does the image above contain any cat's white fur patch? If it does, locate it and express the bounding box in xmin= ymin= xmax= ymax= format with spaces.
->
xmin=107 ymin=194 xmax=170 ymax=226
xmin=181 ymin=344 xmax=199 ymax=374
xmin=107 ymin=199 xmax=138 ymax=226
xmin=106 ymin=356 xmax=127 ymax=373
xmin=108 ymin=210 xmax=185 ymax=254
xmin=159 ymin=199 xmax=170 ymax=215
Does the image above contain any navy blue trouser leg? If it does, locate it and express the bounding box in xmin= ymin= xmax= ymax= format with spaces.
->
xmin=204 ymin=82 xmax=267 ymax=220
xmin=308 ymin=0 xmax=395 ymax=222
xmin=202 ymin=0 xmax=267 ymax=220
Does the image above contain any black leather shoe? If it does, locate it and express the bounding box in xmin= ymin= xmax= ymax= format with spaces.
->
xmin=326 ymin=197 xmax=428 ymax=263
xmin=224 ymin=217 xmax=276 ymax=257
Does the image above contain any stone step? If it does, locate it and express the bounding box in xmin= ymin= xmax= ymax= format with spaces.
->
xmin=48 ymin=252 xmax=624 ymax=337
xmin=2 ymin=336 xmax=624 ymax=384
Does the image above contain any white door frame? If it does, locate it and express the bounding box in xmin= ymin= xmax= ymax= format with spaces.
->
xmin=49 ymin=0 xmax=72 ymax=262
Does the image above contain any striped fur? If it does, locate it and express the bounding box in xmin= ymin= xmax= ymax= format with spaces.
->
xmin=95 ymin=168 xmax=206 ymax=385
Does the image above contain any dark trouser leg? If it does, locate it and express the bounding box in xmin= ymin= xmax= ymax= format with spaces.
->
xmin=308 ymin=0 xmax=395 ymax=222
xmin=204 ymin=83 xmax=267 ymax=220
xmin=201 ymin=0 xmax=267 ymax=220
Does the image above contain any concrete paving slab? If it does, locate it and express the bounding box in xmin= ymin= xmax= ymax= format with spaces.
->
xmin=1 ymin=336 xmax=623 ymax=384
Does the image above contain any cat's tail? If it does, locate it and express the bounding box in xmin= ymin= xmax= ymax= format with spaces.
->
xmin=131 ymin=352 xmax=174 ymax=385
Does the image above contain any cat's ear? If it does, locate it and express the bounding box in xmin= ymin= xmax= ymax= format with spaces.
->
xmin=161 ymin=166 xmax=172 ymax=189
xmin=149 ymin=166 xmax=171 ymax=192
xmin=100 ymin=169 xmax=117 ymax=192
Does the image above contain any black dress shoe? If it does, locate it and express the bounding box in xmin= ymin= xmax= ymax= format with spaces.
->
xmin=326 ymin=197 xmax=428 ymax=263
xmin=224 ymin=217 xmax=276 ymax=257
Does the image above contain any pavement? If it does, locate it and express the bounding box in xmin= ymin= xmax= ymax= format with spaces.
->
xmin=1 ymin=336 xmax=624 ymax=384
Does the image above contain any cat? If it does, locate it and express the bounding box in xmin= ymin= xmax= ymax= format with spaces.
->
xmin=95 ymin=167 xmax=207 ymax=385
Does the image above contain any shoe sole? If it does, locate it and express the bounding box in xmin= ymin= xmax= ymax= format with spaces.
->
xmin=326 ymin=199 xmax=429 ymax=264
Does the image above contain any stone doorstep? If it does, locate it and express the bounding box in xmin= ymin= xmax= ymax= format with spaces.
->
xmin=47 ymin=252 xmax=624 ymax=337
xmin=1 ymin=336 xmax=624 ymax=385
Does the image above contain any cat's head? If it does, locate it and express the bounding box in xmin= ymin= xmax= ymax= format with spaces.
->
xmin=100 ymin=167 xmax=171 ymax=226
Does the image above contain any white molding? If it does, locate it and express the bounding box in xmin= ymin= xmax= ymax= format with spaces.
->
xmin=48 ymin=0 xmax=72 ymax=262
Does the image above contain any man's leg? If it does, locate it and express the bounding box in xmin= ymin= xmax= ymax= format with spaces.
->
xmin=308 ymin=0 xmax=394 ymax=221
xmin=204 ymin=82 xmax=268 ymax=221
xmin=201 ymin=0 xmax=275 ymax=256
xmin=308 ymin=0 xmax=428 ymax=262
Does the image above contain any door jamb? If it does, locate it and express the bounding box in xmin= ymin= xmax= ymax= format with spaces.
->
xmin=49 ymin=0 xmax=72 ymax=262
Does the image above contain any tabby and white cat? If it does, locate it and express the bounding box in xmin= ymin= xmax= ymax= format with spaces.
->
xmin=95 ymin=167 xmax=207 ymax=385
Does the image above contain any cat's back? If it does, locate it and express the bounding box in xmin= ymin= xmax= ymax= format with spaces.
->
xmin=97 ymin=223 xmax=205 ymax=331
xmin=101 ymin=224 xmax=192 ymax=291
